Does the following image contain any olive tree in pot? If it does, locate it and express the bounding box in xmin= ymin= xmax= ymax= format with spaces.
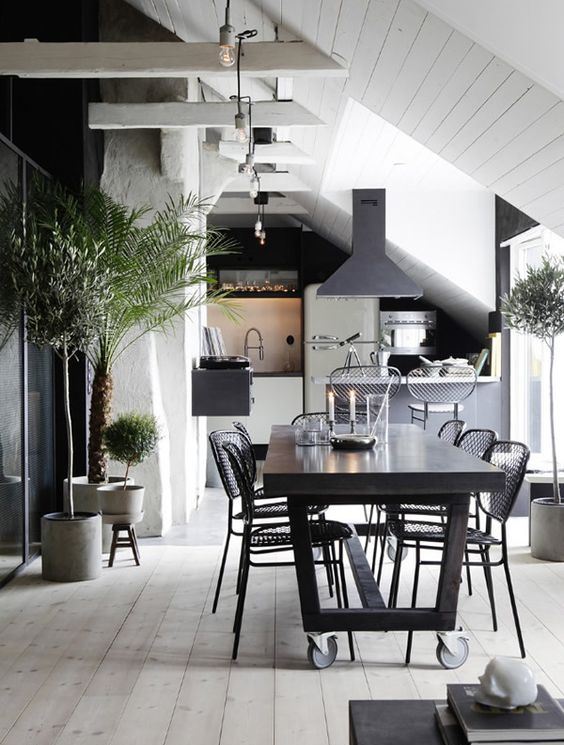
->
xmin=502 ymin=254 xmax=564 ymax=561
xmin=97 ymin=413 xmax=160 ymax=519
xmin=0 ymin=177 xmax=111 ymax=581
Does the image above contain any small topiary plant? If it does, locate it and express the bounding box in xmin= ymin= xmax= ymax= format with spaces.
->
xmin=103 ymin=413 xmax=160 ymax=488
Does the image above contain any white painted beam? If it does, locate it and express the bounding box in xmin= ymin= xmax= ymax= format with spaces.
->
xmin=218 ymin=141 xmax=315 ymax=164
xmin=223 ymin=173 xmax=311 ymax=193
xmin=89 ymin=101 xmax=325 ymax=129
xmin=212 ymin=197 xmax=308 ymax=215
xmin=0 ymin=41 xmax=347 ymax=78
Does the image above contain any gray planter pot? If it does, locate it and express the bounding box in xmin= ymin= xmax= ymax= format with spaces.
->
xmin=97 ymin=484 xmax=144 ymax=519
xmin=531 ymin=498 xmax=564 ymax=561
xmin=41 ymin=512 xmax=102 ymax=582
xmin=64 ymin=476 xmax=133 ymax=552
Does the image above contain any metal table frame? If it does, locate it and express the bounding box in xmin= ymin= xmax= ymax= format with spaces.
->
xmin=262 ymin=425 xmax=505 ymax=655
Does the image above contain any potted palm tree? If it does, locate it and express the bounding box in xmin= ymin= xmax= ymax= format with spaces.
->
xmin=97 ymin=412 xmax=160 ymax=519
xmin=502 ymin=254 xmax=564 ymax=560
xmin=0 ymin=176 xmax=110 ymax=581
xmin=58 ymin=190 xmax=236 ymax=547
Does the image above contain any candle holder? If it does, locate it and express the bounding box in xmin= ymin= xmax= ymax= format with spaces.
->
xmin=350 ymin=420 xmax=356 ymax=434
xmin=328 ymin=419 xmax=335 ymax=435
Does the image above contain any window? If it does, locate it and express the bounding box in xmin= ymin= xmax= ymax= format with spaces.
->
xmin=506 ymin=226 xmax=564 ymax=468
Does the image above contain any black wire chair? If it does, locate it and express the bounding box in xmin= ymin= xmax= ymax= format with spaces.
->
xmin=291 ymin=412 xmax=329 ymax=427
xmin=223 ymin=440 xmax=355 ymax=661
xmin=437 ymin=419 xmax=466 ymax=445
xmin=209 ymin=429 xmax=328 ymax=614
xmin=387 ymin=440 xmax=530 ymax=663
xmin=406 ymin=366 xmax=477 ymax=429
xmin=329 ymin=365 xmax=402 ymax=424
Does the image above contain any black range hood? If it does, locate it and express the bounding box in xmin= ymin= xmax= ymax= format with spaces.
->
xmin=317 ymin=189 xmax=423 ymax=298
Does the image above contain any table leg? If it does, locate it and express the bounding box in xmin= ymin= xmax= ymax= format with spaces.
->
xmin=288 ymin=502 xmax=321 ymax=620
xmin=435 ymin=500 xmax=470 ymax=615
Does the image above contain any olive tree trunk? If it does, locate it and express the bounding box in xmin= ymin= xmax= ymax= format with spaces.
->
xmin=549 ymin=336 xmax=560 ymax=503
xmin=62 ymin=344 xmax=74 ymax=518
xmin=87 ymin=367 xmax=113 ymax=484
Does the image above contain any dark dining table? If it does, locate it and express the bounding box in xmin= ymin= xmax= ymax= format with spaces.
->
xmin=262 ymin=423 xmax=505 ymax=668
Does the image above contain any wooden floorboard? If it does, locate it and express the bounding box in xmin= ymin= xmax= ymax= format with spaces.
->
xmin=1 ymin=498 xmax=564 ymax=745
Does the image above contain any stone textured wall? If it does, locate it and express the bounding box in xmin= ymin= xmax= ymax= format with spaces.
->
xmin=99 ymin=0 xmax=208 ymax=535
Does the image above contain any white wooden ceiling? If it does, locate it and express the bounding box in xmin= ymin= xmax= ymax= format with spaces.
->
xmin=124 ymin=0 xmax=564 ymax=239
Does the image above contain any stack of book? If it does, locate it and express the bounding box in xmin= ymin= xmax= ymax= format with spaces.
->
xmin=435 ymin=684 xmax=564 ymax=745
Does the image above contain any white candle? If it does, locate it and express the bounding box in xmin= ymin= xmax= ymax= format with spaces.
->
xmin=328 ymin=391 xmax=335 ymax=421
xmin=349 ymin=390 xmax=356 ymax=422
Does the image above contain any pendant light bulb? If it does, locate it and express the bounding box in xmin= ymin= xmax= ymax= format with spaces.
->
xmin=249 ymin=174 xmax=259 ymax=198
xmin=240 ymin=152 xmax=255 ymax=175
xmin=259 ymin=235 xmax=266 ymax=246
xmin=218 ymin=6 xmax=235 ymax=67
xmin=234 ymin=112 xmax=248 ymax=143
xmin=254 ymin=218 xmax=262 ymax=237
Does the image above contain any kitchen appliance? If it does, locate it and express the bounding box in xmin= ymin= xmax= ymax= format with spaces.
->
xmin=380 ymin=310 xmax=436 ymax=356
xmin=199 ymin=355 xmax=250 ymax=370
xmin=317 ymin=189 xmax=422 ymax=299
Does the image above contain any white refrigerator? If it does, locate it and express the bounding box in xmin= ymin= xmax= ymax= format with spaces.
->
xmin=303 ymin=283 xmax=380 ymax=412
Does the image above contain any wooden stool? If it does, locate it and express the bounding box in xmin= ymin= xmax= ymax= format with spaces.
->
xmin=108 ymin=523 xmax=140 ymax=567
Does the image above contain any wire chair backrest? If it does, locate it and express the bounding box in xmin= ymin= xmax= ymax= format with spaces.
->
xmin=406 ymin=366 xmax=477 ymax=405
xmin=437 ymin=419 xmax=466 ymax=445
xmin=291 ymin=412 xmax=328 ymax=427
xmin=478 ymin=441 xmax=530 ymax=523
xmin=232 ymin=421 xmax=256 ymax=482
xmin=329 ymin=365 xmax=402 ymax=423
xmin=223 ymin=441 xmax=255 ymax=525
xmin=457 ymin=428 xmax=497 ymax=459
xmin=209 ymin=429 xmax=256 ymax=502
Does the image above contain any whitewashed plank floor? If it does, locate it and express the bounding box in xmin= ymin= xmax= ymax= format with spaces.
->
xmin=0 ymin=489 xmax=563 ymax=745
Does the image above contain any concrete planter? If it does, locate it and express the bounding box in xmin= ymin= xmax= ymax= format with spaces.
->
xmin=97 ymin=484 xmax=145 ymax=519
xmin=64 ymin=476 xmax=133 ymax=552
xmin=531 ymin=498 xmax=564 ymax=561
xmin=41 ymin=512 xmax=102 ymax=582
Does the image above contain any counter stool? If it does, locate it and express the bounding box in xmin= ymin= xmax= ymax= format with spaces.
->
xmin=406 ymin=366 xmax=477 ymax=429
xmin=102 ymin=511 xmax=144 ymax=567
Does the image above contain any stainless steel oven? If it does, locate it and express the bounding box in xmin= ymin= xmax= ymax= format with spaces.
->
xmin=380 ymin=310 xmax=436 ymax=355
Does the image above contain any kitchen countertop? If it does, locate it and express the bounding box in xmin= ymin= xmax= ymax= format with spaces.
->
xmin=311 ymin=375 xmax=500 ymax=384
xmin=254 ymin=371 xmax=303 ymax=377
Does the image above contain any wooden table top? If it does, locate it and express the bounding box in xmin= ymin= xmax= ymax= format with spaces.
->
xmin=262 ymin=424 xmax=505 ymax=500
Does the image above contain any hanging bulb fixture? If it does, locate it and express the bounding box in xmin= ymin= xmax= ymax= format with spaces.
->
xmin=240 ymin=152 xmax=255 ymax=175
xmin=259 ymin=227 xmax=266 ymax=245
xmin=249 ymin=173 xmax=259 ymax=198
xmin=234 ymin=111 xmax=248 ymax=143
xmin=254 ymin=218 xmax=262 ymax=237
xmin=219 ymin=1 xmax=235 ymax=67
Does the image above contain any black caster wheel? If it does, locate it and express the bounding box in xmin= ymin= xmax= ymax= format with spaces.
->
xmin=386 ymin=537 xmax=408 ymax=563
xmin=436 ymin=636 xmax=469 ymax=669
xmin=307 ymin=636 xmax=338 ymax=669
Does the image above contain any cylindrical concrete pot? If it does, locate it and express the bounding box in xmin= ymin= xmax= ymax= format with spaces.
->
xmin=97 ymin=484 xmax=145 ymax=518
xmin=41 ymin=512 xmax=102 ymax=582
xmin=64 ymin=476 xmax=133 ymax=553
xmin=531 ymin=498 xmax=564 ymax=561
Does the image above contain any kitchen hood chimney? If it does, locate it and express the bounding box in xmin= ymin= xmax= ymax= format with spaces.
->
xmin=317 ymin=189 xmax=423 ymax=298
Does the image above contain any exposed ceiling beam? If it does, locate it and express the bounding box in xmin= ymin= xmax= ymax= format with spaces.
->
xmin=212 ymin=197 xmax=308 ymax=215
xmin=89 ymin=101 xmax=325 ymax=129
xmin=0 ymin=41 xmax=347 ymax=78
xmin=223 ymin=173 xmax=311 ymax=193
xmin=218 ymin=141 xmax=315 ymax=164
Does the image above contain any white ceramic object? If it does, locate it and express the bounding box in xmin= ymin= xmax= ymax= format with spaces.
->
xmin=475 ymin=658 xmax=538 ymax=709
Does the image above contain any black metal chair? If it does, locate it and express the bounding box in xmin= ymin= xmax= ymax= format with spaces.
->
xmin=291 ymin=412 xmax=328 ymax=427
xmin=437 ymin=419 xmax=466 ymax=445
xmin=406 ymin=366 xmax=477 ymax=429
xmin=223 ymin=440 xmax=355 ymax=661
xmin=330 ymin=365 xmax=402 ymax=424
xmin=209 ymin=429 xmax=328 ymax=614
xmin=388 ymin=440 xmax=530 ymax=663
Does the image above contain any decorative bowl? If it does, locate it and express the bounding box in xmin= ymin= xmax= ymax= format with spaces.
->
xmin=330 ymin=434 xmax=376 ymax=451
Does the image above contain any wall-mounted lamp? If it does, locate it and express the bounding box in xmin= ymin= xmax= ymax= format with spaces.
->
xmin=219 ymin=0 xmax=235 ymax=67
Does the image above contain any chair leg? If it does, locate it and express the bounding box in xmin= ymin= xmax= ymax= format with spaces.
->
xmin=364 ymin=504 xmax=375 ymax=551
xmin=405 ymin=543 xmax=421 ymax=664
xmin=388 ymin=539 xmax=403 ymax=608
xmin=502 ymin=545 xmax=526 ymax=658
xmin=371 ymin=507 xmax=382 ymax=574
xmin=108 ymin=526 xmax=118 ymax=567
xmin=235 ymin=528 xmax=246 ymax=595
xmin=322 ymin=544 xmax=335 ymax=598
xmin=481 ymin=546 xmax=497 ymax=632
xmin=212 ymin=528 xmax=232 ymax=613
xmin=331 ymin=542 xmax=343 ymax=609
xmin=376 ymin=513 xmax=389 ymax=586
xmin=338 ymin=542 xmax=355 ymax=662
xmin=232 ymin=540 xmax=251 ymax=660
xmin=464 ymin=549 xmax=473 ymax=596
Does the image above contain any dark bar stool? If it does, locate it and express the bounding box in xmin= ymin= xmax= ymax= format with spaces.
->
xmin=103 ymin=512 xmax=143 ymax=567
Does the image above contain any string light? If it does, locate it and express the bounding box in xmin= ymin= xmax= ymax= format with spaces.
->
xmin=218 ymin=0 xmax=235 ymax=67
